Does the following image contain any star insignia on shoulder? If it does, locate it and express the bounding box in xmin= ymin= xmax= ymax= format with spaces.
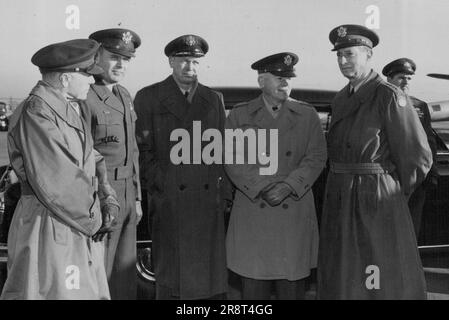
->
xmin=337 ymin=26 xmax=347 ymax=38
xmin=284 ymin=55 xmax=292 ymax=66
xmin=122 ymin=31 xmax=133 ymax=44
xmin=398 ymin=95 xmax=407 ymax=107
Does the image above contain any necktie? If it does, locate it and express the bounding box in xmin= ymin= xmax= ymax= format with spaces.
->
xmin=184 ymin=91 xmax=189 ymax=99
xmin=112 ymin=85 xmax=120 ymax=99
xmin=349 ymin=87 xmax=355 ymax=96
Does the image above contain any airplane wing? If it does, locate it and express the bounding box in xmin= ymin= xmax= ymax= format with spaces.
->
xmin=427 ymin=73 xmax=449 ymax=80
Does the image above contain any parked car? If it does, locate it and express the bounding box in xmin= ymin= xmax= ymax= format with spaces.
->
xmin=0 ymin=102 xmax=11 ymax=132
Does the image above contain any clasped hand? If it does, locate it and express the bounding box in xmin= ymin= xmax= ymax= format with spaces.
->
xmin=260 ymin=182 xmax=293 ymax=207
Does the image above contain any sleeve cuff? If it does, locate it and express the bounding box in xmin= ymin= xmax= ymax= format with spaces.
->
xmin=242 ymin=177 xmax=276 ymax=201
xmin=284 ymin=176 xmax=310 ymax=200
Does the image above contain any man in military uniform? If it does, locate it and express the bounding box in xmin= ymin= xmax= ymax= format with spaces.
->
xmin=83 ymin=28 xmax=142 ymax=300
xmin=225 ymin=53 xmax=327 ymax=299
xmin=382 ymin=58 xmax=438 ymax=239
xmin=317 ymin=25 xmax=432 ymax=299
xmin=134 ymin=34 xmax=231 ymax=300
xmin=1 ymin=39 xmax=119 ymax=299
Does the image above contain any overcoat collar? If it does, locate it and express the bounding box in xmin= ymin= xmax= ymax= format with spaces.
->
xmin=30 ymin=81 xmax=92 ymax=163
xmin=247 ymin=95 xmax=303 ymax=136
xmin=159 ymin=75 xmax=212 ymax=129
xmin=31 ymin=81 xmax=85 ymax=132
xmin=90 ymin=81 xmax=124 ymax=114
xmin=329 ymin=70 xmax=382 ymax=131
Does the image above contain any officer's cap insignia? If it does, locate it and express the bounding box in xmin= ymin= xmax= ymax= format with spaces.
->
xmin=398 ymin=96 xmax=407 ymax=107
xmin=186 ymin=35 xmax=196 ymax=46
xmin=284 ymin=55 xmax=292 ymax=66
xmin=122 ymin=31 xmax=133 ymax=44
xmin=337 ymin=26 xmax=347 ymax=38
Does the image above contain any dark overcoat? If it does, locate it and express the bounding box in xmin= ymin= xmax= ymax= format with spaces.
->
xmin=317 ymin=71 xmax=432 ymax=299
xmin=134 ymin=76 xmax=230 ymax=299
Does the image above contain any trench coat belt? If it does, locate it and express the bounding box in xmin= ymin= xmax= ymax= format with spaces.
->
xmin=329 ymin=162 xmax=396 ymax=174
xmin=108 ymin=165 xmax=133 ymax=181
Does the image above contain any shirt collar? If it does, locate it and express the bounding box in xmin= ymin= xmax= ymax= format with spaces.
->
xmin=349 ymin=69 xmax=373 ymax=93
xmin=172 ymin=75 xmax=198 ymax=97
xmin=262 ymin=94 xmax=284 ymax=118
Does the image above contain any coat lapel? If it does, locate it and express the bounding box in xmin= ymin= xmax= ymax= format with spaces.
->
xmin=276 ymin=99 xmax=301 ymax=136
xmin=90 ymin=83 xmax=124 ymax=114
xmin=31 ymin=81 xmax=83 ymax=132
xmin=81 ymin=115 xmax=93 ymax=164
xmin=182 ymin=83 xmax=213 ymax=129
xmin=159 ymin=76 xmax=188 ymax=121
xmin=249 ymin=95 xmax=276 ymax=130
xmin=114 ymin=85 xmax=134 ymax=112
xmin=329 ymin=71 xmax=381 ymax=131
xmin=159 ymin=76 xmax=213 ymax=129
xmin=31 ymin=81 xmax=90 ymax=163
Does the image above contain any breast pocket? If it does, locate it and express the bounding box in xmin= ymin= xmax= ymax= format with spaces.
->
xmin=96 ymin=111 xmax=123 ymax=144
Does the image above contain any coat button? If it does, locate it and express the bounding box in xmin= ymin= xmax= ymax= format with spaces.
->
xmin=282 ymin=203 xmax=289 ymax=209
xmin=88 ymin=261 xmax=92 ymax=266
xmin=179 ymin=184 xmax=186 ymax=191
xmin=346 ymin=143 xmax=351 ymax=148
xmin=260 ymin=202 xmax=266 ymax=209
xmin=286 ymin=151 xmax=292 ymax=156
xmin=204 ymin=184 xmax=209 ymax=190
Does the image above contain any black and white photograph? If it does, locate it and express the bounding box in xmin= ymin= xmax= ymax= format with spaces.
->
xmin=0 ymin=0 xmax=449 ymax=306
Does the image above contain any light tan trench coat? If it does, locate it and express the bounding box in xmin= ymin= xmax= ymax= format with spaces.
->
xmin=1 ymin=81 xmax=116 ymax=300
xmin=225 ymin=96 xmax=327 ymax=280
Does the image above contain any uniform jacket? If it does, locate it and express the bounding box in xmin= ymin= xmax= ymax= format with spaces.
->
xmin=317 ymin=71 xmax=432 ymax=299
xmin=83 ymin=82 xmax=141 ymax=201
xmin=1 ymin=81 xmax=113 ymax=299
xmin=82 ymin=81 xmax=141 ymax=299
xmin=134 ymin=75 xmax=230 ymax=299
xmin=225 ymin=95 xmax=327 ymax=280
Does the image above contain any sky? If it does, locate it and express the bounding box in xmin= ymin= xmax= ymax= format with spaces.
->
xmin=1 ymin=0 xmax=449 ymax=103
